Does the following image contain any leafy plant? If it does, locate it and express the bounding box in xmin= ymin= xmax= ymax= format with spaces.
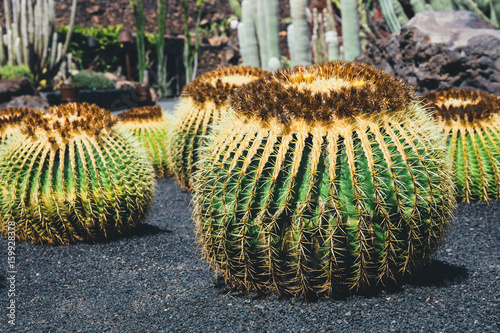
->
xmin=193 ymin=61 xmax=455 ymax=298
xmin=72 ymin=71 xmax=116 ymax=90
xmin=0 ymin=103 xmax=155 ymax=244
xmin=0 ymin=65 xmax=33 ymax=81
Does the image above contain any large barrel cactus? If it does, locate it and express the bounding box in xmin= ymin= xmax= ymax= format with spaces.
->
xmin=0 ymin=107 xmax=34 ymax=144
xmin=116 ymin=105 xmax=171 ymax=178
xmin=0 ymin=103 xmax=155 ymax=244
xmin=424 ymin=89 xmax=500 ymax=203
xmin=168 ymin=66 xmax=267 ymax=190
xmin=193 ymin=61 xmax=455 ymax=298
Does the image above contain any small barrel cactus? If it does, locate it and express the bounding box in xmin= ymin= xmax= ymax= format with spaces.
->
xmin=168 ymin=66 xmax=267 ymax=190
xmin=424 ymin=89 xmax=500 ymax=203
xmin=116 ymin=105 xmax=171 ymax=178
xmin=0 ymin=107 xmax=34 ymax=144
xmin=193 ymin=61 xmax=455 ymax=298
xmin=0 ymin=103 xmax=155 ymax=244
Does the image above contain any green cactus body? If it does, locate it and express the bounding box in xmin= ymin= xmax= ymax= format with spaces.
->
xmin=0 ymin=107 xmax=34 ymax=144
xmin=167 ymin=66 xmax=267 ymax=191
xmin=424 ymin=89 xmax=500 ymax=203
xmin=116 ymin=105 xmax=171 ymax=178
xmin=193 ymin=61 xmax=455 ymax=298
xmin=0 ymin=103 xmax=155 ymax=244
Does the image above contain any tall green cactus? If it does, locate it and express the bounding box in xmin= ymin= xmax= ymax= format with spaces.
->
xmin=238 ymin=0 xmax=281 ymax=70
xmin=193 ymin=61 xmax=455 ymax=298
xmin=116 ymin=105 xmax=171 ymax=178
xmin=289 ymin=0 xmax=312 ymax=66
xmin=340 ymin=0 xmax=361 ymax=61
xmin=238 ymin=0 xmax=261 ymax=67
xmin=156 ymin=0 xmax=170 ymax=98
xmin=0 ymin=0 xmax=77 ymax=85
xmin=167 ymin=66 xmax=267 ymax=191
xmin=131 ymin=0 xmax=146 ymax=83
xmin=0 ymin=103 xmax=155 ymax=244
xmin=424 ymin=89 xmax=500 ymax=203
xmin=0 ymin=107 xmax=34 ymax=144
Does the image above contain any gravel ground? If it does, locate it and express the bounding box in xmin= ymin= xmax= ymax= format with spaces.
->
xmin=0 ymin=176 xmax=498 ymax=332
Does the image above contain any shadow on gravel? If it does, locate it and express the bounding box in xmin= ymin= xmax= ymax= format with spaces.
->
xmin=126 ymin=223 xmax=171 ymax=238
xmin=211 ymin=260 xmax=468 ymax=302
xmin=0 ymin=274 xmax=5 ymax=289
xmin=405 ymin=260 xmax=468 ymax=287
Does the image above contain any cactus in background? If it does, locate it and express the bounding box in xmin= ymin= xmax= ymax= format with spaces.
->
xmin=379 ymin=0 xmax=404 ymax=32
xmin=0 ymin=107 xmax=34 ymax=144
xmin=0 ymin=0 xmax=77 ymax=85
xmin=265 ymin=0 xmax=281 ymax=70
xmin=424 ymin=89 xmax=500 ymax=203
xmin=227 ymin=0 xmax=242 ymax=20
xmin=289 ymin=0 xmax=312 ymax=66
xmin=167 ymin=66 xmax=267 ymax=190
xmin=312 ymin=8 xmax=328 ymax=64
xmin=156 ymin=0 xmax=170 ymax=99
xmin=131 ymin=0 xmax=146 ymax=83
xmin=117 ymin=105 xmax=171 ymax=178
xmin=0 ymin=103 xmax=155 ymax=244
xmin=193 ymin=61 xmax=455 ymax=298
xmin=238 ymin=0 xmax=261 ymax=67
xmin=238 ymin=0 xmax=281 ymax=70
xmin=340 ymin=0 xmax=361 ymax=61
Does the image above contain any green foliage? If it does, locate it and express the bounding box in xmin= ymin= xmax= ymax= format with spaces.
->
xmin=182 ymin=0 xmax=207 ymax=83
xmin=57 ymin=25 xmax=124 ymax=72
xmin=0 ymin=65 xmax=33 ymax=81
xmin=72 ymin=71 xmax=116 ymax=90
xmin=0 ymin=103 xmax=155 ymax=244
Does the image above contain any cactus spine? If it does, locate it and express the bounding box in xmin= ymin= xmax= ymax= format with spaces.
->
xmin=167 ymin=66 xmax=267 ymax=190
xmin=0 ymin=103 xmax=155 ymax=244
xmin=0 ymin=107 xmax=34 ymax=144
xmin=424 ymin=89 xmax=500 ymax=203
xmin=193 ymin=61 xmax=455 ymax=298
xmin=116 ymin=106 xmax=171 ymax=178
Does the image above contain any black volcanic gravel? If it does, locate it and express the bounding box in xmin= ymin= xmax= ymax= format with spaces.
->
xmin=0 ymin=177 xmax=499 ymax=332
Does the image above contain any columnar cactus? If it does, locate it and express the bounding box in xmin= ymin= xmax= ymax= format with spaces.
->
xmin=0 ymin=107 xmax=34 ymax=144
xmin=116 ymin=105 xmax=171 ymax=178
xmin=167 ymin=66 xmax=266 ymax=190
xmin=0 ymin=103 xmax=155 ymax=244
xmin=193 ymin=61 xmax=455 ymax=298
xmin=424 ymin=89 xmax=500 ymax=203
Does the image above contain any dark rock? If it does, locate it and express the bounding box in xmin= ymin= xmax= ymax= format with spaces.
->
xmin=357 ymin=11 xmax=500 ymax=95
xmin=0 ymin=77 xmax=36 ymax=103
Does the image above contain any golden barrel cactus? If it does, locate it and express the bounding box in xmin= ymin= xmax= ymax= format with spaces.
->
xmin=0 ymin=107 xmax=34 ymax=144
xmin=116 ymin=105 xmax=171 ymax=177
xmin=193 ymin=61 xmax=455 ymax=298
xmin=424 ymin=89 xmax=500 ymax=203
xmin=0 ymin=103 xmax=155 ymax=244
xmin=167 ymin=66 xmax=267 ymax=190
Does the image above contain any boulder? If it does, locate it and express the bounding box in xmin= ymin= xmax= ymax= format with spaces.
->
xmin=357 ymin=11 xmax=500 ymax=95
xmin=0 ymin=77 xmax=36 ymax=103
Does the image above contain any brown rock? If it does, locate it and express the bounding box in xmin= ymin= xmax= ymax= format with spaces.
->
xmin=0 ymin=77 xmax=36 ymax=103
